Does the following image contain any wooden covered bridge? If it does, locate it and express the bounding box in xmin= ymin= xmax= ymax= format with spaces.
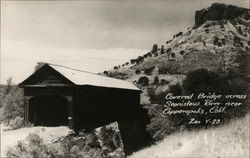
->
xmin=19 ymin=64 xmax=151 ymax=155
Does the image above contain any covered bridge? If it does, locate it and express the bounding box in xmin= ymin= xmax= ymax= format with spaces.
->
xmin=19 ymin=64 xmax=151 ymax=155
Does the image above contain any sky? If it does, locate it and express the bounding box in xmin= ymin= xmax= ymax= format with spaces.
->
xmin=0 ymin=0 xmax=248 ymax=84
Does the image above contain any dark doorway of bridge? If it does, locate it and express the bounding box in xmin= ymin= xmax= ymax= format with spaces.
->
xmin=29 ymin=95 xmax=68 ymax=126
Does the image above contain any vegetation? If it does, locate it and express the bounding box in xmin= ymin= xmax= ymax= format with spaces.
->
xmin=130 ymin=113 xmax=250 ymax=158
xmin=137 ymin=76 xmax=149 ymax=86
xmin=151 ymin=44 xmax=158 ymax=54
xmin=106 ymin=71 xmax=128 ymax=80
xmin=146 ymin=68 xmax=249 ymax=141
xmin=7 ymin=124 xmax=124 ymax=158
xmin=0 ymin=78 xmax=24 ymax=127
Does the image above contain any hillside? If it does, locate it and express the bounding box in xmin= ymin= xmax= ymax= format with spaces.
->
xmin=129 ymin=113 xmax=250 ymax=158
xmin=103 ymin=3 xmax=250 ymax=104
xmin=107 ymin=4 xmax=249 ymax=78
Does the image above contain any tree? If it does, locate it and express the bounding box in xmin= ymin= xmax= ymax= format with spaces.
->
xmin=34 ymin=62 xmax=47 ymax=72
xmin=160 ymin=45 xmax=164 ymax=54
xmin=135 ymin=69 xmax=141 ymax=75
xmin=152 ymin=44 xmax=158 ymax=54
xmin=171 ymin=53 xmax=176 ymax=58
xmin=5 ymin=77 xmax=13 ymax=94
xmin=137 ymin=76 xmax=149 ymax=86
xmin=130 ymin=59 xmax=136 ymax=64
xmin=183 ymin=68 xmax=228 ymax=94
xmin=1 ymin=78 xmax=24 ymax=123
xmin=153 ymin=76 xmax=159 ymax=85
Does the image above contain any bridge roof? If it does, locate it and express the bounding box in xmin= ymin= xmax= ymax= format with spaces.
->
xmin=20 ymin=64 xmax=140 ymax=91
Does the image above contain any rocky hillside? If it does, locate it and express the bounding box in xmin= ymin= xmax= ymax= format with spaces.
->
xmin=195 ymin=3 xmax=250 ymax=27
xmin=103 ymin=3 xmax=250 ymax=104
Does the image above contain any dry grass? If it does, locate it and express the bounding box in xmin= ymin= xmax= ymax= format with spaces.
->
xmin=129 ymin=113 xmax=250 ymax=158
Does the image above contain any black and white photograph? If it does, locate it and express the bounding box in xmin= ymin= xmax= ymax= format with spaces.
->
xmin=0 ymin=0 xmax=249 ymax=157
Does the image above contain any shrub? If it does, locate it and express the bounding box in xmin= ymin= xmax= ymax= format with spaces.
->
xmin=183 ymin=69 xmax=228 ymax=94
xmin=144 ymin=66 xmax=155 ymax=75
xmin=146 ymin=69 xmax=249 ymax=142
xmin=180 ymin=50 xmax=185 ymax=55
xmin=137 ymin=77 xmax=149 ymax=86
xmin=158 ymin=61 xmax=180 ymax=74
xmin=146 ymin=84 xmax=184 ymax=141
xmin=7 ymin=129 xmax=121 ymax=158
xmin=34 ymin=62 xmax=47 ymax=72
xmin=160 ymin=45 xmax=164 ymax=54
xmin=107 ymin=71 xmax=128 ymax=79
xmin=153 ymin=76 xmax=159 ymax=85
xmin=103 ymin=70 xmax=109 ymax=75
xmin=214 ymin=36 xmax=219 ymax=45
xmin=7 ymin=133 xmax=55 ymax=158
xmin=221 ymin=38 xmax=226 ymax=45
xmin=160 ymin=79 xmax=169 ymax=85
xmin=168 ymin=84 xmax=182 ymax=96
xmin=182 ymin=69 xmax=249 ymax=123
xmin=135 ymin=69 xmax=141 ymax=75
xmin=9 ymin=116 xmax=24 ymax=130
xmin=1 ymin=78 xmax=24 ymax=123
xmin=166 ymin=48 xmax=171 ymax=53
xmin=171 ymin=53 xmax=176 ymax=58
xmin=238 ymin=26 xmax=243 ymax=35
xmin=151 ymin=44 xmax=158 ymax=54
xmin=146 ymin=114 xmax=176 ymax=141
xmin=130 ymin=59 xmax=136 ymax=64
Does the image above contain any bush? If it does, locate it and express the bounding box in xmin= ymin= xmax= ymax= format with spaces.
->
xmin=146 ymin=69 xmax=249 ymax=142
xmin=183 ymin=69 xmax=249 ymax=123
xmin=7 ymin=133 xmax=59 ymax=158
xmin=130 ymin=59 xmax=136 ymax=64
xmin=135 ymin=69 xmax=141 ymax=75
xmin=160 ymin=79 xmax=169 ymax=85
xmin=153 ymin=76 xmax=159 ymax=85
xmin=158 ymin=60 xmax=180 ymax=74
xmin=137 ymin=76 xmax=149 ymax=86
xmin=151 ymin=44 xmax=158 ymax=54
xmin=183 ymin=69 xmax=228 ymax=94
xmin=144 ymin=66 xmax=155 ymax=75
xmin=147 ymin=114 xmax=176 ymax=141
xmin=180 ymin=50 xmax=185 ymax=55
xmin=107 ymin=71 xmax=128 ymax=79
xmin=0 ymin=78 xmax=24 ymax=123
xmin=168 ymin=84 xmax=182 ymax=95
xmin=171 ymin=53 xmax=176 ymax=58
xmin=146 ymin=84 xmax=184 ymax=141
xmin=7 ymin=128 xmax=122 ymax=158
xmin=9 ymin=116 xmax=24 ymax=130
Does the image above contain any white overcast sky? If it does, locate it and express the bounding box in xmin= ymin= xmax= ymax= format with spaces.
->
xmin=0 ymin=0 xmax=248 ymax=84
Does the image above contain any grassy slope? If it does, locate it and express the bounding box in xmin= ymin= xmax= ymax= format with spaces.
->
xmin=129 ymin=113 xmax=250 ymax=158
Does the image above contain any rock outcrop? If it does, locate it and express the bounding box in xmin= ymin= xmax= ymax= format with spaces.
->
xmin=195 ymin=3 xmax=250 ymax=27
